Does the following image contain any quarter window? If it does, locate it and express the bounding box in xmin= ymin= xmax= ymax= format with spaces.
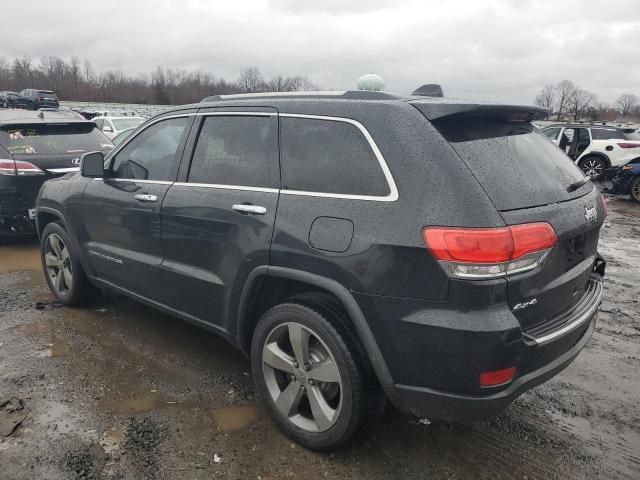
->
xmin=188 ymin=115 xmax=278 ymax=188
xmin=110 ymin=116 xmax=189 ymax=181
xmin=280 ymin=117 xmax=390 ymax=197
xmin=541 ymin=127 xmax=560 ymax=141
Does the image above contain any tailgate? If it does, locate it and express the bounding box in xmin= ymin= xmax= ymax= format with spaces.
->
xmin=423 ymin=105 xmax=605 ymax=333
xmin=501 ymin=187 xmax=604 ymax=333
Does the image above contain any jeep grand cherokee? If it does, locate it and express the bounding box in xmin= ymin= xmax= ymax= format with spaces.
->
xmin=36 ymin=90 xmax=605 ymax=451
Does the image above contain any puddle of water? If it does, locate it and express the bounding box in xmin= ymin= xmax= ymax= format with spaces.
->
xmin=212 ymin=405 xmax=260 ymax=433
xmin=100 ymin=425 xmax=126 ymax=455
xmin=100 ymin=390 xmax=176 ymax=414
xmin=0 ymin=244 xmax=41 ymax=273
xmin=9 ymin=323 xmax=48 ymax=336
xmin=38 ymin=341 xmax=70 ymax=358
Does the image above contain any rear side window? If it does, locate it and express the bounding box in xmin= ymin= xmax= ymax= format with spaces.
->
xmin=433 ymin=117 xmax=587 ymax=210
xmin=591 ymin=128 xmax=625 ymax=140
xmin=541 ymin=127 xmax=560 ymax=140
xmin=0 ymin=123 xmax=111 ymax=155
xmin=188 ymin=115 xmax=278 ymax=188
xmin=111 ymin=116 xmax=189 ymax=181
xmin=280 ymin=117 xmax=390 ymax=197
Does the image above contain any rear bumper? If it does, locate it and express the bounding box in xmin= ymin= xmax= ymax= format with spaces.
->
xmin=356 ymin=263 xmax=604 ymax=421
xmin=384 ymin=315 xmax=595 ymax=420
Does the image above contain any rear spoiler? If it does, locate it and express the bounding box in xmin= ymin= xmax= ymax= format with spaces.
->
xmin=410 ymin=101 xmax=548 ymax=122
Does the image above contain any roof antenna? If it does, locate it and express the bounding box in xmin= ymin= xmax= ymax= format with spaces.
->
xmin=357 ymin=73 xmax=385 ymax=92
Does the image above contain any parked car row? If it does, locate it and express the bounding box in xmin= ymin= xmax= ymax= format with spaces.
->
xmin=0 ymin=89 xmax=59 ymax=110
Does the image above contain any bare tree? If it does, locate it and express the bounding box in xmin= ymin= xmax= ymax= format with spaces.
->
xmin=0 ymin=55 xmax=322 ymax=105
xmin=616 ymin=93 xmax=639 ymax=118
xmin=554 ymin=80 xmax=575 ymax=120
xmin=237 ymin=66 xmax=265 ymax=93
xmin=566 ymin=88 xmax=596 ymax=121
xmin=534 ymin=84 xmax=555 ymax=113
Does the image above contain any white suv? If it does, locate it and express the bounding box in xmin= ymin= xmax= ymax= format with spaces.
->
xmin=93 ymin=115 xmax=144 ymax=139
xmin=541 ymin=124 xmax=640 ymax=179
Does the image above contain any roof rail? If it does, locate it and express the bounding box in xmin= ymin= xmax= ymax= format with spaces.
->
xmin=200 ymin=90 xmax=399 ymax=103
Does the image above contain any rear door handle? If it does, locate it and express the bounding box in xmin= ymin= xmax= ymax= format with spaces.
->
xmin=232 ymin=204 xmax=267 ymax=215
xmin=134 ymin=194 xmax=158 ymax=202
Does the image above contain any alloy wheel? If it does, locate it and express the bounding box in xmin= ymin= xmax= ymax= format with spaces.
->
xmin=262 ymin=322 xmax=343 ymax=432
xmin=632 ymin=179 xmax=640 ymax=202
xmin=581 ymin=159 xmax=604 ymax=179
xmin=44 ymin=233 xmax=73 ymax=294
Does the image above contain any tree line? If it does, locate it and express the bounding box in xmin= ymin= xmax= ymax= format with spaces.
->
xmin=0 ymin=56 xmax=319 ymax=105
xmin=535 ymin=80 xmax=639 ymax=121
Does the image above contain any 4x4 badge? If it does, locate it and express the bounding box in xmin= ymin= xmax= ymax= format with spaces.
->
xmin=584 ymin=205 xmax=597 ymax=223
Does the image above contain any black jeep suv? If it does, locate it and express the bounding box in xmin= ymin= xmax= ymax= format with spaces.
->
xmin=36 ymin=91 xmax=605 ymax=451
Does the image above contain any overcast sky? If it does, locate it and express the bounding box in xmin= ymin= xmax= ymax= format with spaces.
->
xmin=1 ymin=0 xmax=639 ymax=104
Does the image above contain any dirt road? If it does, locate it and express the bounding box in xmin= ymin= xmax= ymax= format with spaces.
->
xmin=1 ymin=197 xmax=638 ymax=479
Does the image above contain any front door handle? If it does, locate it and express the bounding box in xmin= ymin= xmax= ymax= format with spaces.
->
xmin=232 ymin=204 xmax=267 ymax=215
xmin=134 ymin=193 xmax=158 ymax=202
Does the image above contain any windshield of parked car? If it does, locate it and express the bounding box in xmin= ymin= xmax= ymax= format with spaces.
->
xmin=112 ymin=118 xmax=144 ymax=131
xmin=0 ymin=123 xmax=113 ymax=155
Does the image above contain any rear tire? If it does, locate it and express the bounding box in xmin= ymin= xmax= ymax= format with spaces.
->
xmin=251 ymin=302 xmax=368 ymax=451
xmin=579 ymin=156 xmax=606 ymax=180
xmin=630 ymin=177 xmax=640 ymax=203
xmin=40 ymin=222 xmax=99 ymax=306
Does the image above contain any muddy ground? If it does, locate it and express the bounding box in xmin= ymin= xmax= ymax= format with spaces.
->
xmin=0 ymin=197 xmax=638 ymax=480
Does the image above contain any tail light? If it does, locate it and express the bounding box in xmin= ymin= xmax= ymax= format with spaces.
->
xmin=617 ymin=143 xmax=640 ymax=149
xmin=38 ymin=96 xmax=44 ymax=101
xmin=0 ymin=159 xmax=45 ymax=176
xmin=422 ymin=222 xmax=557 ymax=279
xmin=480 ymin=367 xmax=516 ymax=388
xmin=600 ymin=192 xmax=607 ymax=218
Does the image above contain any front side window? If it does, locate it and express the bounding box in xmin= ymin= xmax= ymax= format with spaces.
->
xmin=110 ymin=116 xmax=189 ymax=181
xmin=188 ymin=115 xmax=278 ymax=188
xmin=279 ymin=117 xmax=390 ymax=197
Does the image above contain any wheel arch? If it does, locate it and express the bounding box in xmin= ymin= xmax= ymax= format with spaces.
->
xmin=37 ymin=206 xmax=93 ymax=277
xmin=236 ymin=266 xmax=393 ymax=386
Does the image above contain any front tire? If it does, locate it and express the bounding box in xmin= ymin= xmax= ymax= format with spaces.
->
xmin=251 ymin=302 xmax=367 ymax=451
xmin=579 ymin=156 xmax=606 ymax=180
xmin=40 ymin=222 xmax=99 ymax=306
xmin=630 ymin=177 xmax=640 ymax=203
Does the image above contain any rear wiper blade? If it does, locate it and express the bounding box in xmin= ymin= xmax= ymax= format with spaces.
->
xmin=567 ymin=177 xmax=591 ymax=192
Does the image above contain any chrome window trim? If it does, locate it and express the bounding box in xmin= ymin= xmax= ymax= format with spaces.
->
xmin=278 ymin=113 xmax=399 ymax=202
xmin=94 ymin=178 xmax=174 ymax=185
xmin=104 ymin=111 xmax=399 ymax=202
xmin=196 ymin=111 xmax=276 ymax=117
xmin=48 ymin=167 xmax=79 ymax=173
xmin=173 ymin=182 xmax=278 ymax=193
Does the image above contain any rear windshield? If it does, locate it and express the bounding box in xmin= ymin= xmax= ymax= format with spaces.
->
xmin=37 ymin=91 xmax=57 ymax=99
xmin=622 ymin=129 xmax=640 ymax=140
xmin=112 ymin=118 xmax=143 ymax=131
xmin=0 ymin=123 xmax=112 ymax=155
xmin=591 ymin=128 xmax=627 ymax=140
xmin=432 ymin=117 xmax=589 ymax=211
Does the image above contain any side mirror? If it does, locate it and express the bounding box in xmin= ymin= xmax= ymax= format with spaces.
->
xmin=80 ymin=151 xmax=105 ymax=178
xmin=103 ymin=126 xmax=113 ymax=133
